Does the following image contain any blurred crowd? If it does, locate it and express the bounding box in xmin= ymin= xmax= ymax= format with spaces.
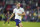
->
xmin=0 ymin=0 xmax=40 ymax=22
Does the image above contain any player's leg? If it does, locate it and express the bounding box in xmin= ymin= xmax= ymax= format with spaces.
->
xmin=16 ymin=24 xmax=19 ymax=27
xmin=16 ymin=24 xmax=20 ymax=27
xmin=16 ymin=22 xmax=19 ymax=27
xmin=19 ymin=23 xmax=23 ymax=27
xmin=8 ymin=19 xmax=9 ymax=24
xmin=15 ymin=19 xmax=20 ymax=27
xmin=16 ymin=23 xmax=19 ymax=27
xmin=7 ymin=18 xmax=10 ymax=26
xmin=7 ymin=18 xmax=9 ymax=24
xmin=4 ymin=18 xmax=7 ymax=24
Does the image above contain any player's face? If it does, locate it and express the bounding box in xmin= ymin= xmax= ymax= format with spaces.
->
xmin=17 ymin=3 xmax=20 ymax=7
xmin=8 ymin=11 xmax=9 ymax=14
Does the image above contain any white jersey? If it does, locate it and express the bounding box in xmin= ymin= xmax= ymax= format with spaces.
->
xmin=13 ymin=7 xmax=24 ymax=21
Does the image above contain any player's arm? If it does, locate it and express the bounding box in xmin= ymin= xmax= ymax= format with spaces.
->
xmin=7 ymin=13 xmax=14 ymax=21
xmin=9 ymin=9 xmax=15 ymax=19
xmin=9 ymin=13 xmax=14 ymax=19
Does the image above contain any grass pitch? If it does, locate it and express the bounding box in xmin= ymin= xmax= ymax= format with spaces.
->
xmin=0 ymin=21 xmax=40 ymax=27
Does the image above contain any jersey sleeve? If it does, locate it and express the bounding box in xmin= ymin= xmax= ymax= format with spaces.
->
xmin=13 ymin=9 xmax=15 ymax=13
xmin=22 ymin=8 xmax=24 ymax=12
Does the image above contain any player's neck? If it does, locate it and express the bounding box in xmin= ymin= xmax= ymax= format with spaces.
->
xmin=17 ymin=7 xmax=20 ymax=9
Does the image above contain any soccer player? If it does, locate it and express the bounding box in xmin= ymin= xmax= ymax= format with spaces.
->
xmin=4 ymin=11 xmax=10 ymax=24
xmin=8 ymin=2 xmax=25 ymax=27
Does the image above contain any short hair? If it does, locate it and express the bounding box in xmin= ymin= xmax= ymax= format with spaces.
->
xmin=16 ymin=2 xmax=20 ymax=5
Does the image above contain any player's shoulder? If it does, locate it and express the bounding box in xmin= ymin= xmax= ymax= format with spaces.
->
xmin=20 ymin=7 xmax=24 ymax=9
xmin=13 ymin=8 xmax=17 ymax=10
xmin=20 ymin=7 xmax=24 ymax=10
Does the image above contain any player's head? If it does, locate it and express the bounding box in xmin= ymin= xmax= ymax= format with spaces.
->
xmin=7 ymin=11 xmax=9 ymax=13
xmin=16 ymin=2 xmax=20 ymax=8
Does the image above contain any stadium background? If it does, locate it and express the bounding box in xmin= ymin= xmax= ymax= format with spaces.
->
xmin=0 ymin=0 xmax=40 ymax=27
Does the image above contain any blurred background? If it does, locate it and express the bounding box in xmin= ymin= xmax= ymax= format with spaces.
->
xmin=0 ymin=0 xmax=40 ymax=22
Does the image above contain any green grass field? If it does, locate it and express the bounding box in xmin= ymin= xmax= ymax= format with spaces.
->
xmin=0 ymin=21 xmax=40 ymax=27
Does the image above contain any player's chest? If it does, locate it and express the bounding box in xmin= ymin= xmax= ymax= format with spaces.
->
xmin=15 ymin=9 xmax=22 ymax=13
